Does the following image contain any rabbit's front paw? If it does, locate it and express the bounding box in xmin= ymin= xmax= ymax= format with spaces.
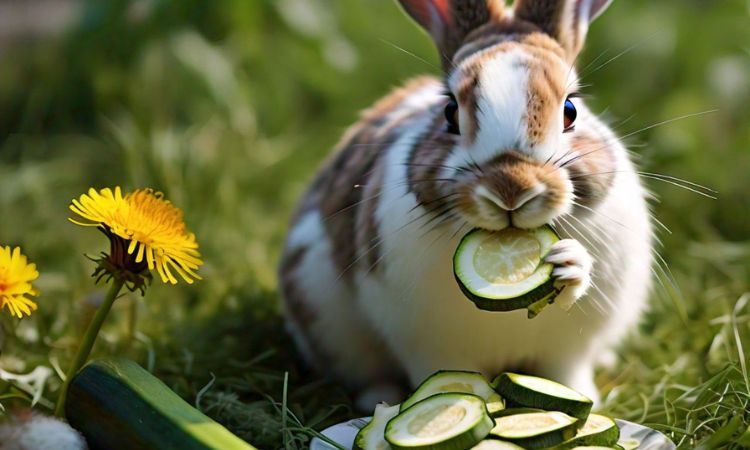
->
xmin=544 ymin=239 xmax=592 ymax=311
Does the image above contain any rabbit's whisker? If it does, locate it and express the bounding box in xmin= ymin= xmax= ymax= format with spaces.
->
xmin=334 ymin=193 xmax=461 ymax=281
xmin=379 ymin=38 xmax=441 ymax=72
xmin=410 ymin=193 xmax=461 ymax=213
xmin=324 ymin=178 xmax=454 ymax=222
xmin=557 ymin=110 xmax=719 ymax=171
xmin=572 ymin=201 xmax=633 ymax=232
xmin=577 ymin=32 xmax=661 ymax=82
xmin=570 ymin=170 xmax=717 ymax=199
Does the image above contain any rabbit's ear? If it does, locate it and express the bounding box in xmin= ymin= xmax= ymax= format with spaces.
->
xmin=397 ymin=0 xmax=501 ymax=69
xmin=513 ymin=0 xmax=613 ymax=60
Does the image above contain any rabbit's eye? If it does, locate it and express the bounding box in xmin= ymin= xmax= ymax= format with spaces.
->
xmin=444 ymin=96 xmax=460 ymax=135
xmin=563 ymin=97 xmax=577 ymax=132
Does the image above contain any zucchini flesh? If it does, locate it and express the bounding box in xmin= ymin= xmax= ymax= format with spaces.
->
xmin=471 ymin=440 xmax=525 ymax=449
xmin=554 ymin=414 xmax=620 ymax=449
xmin=400 ymin=371 xmax=498 ymax=412
xmin=385 ymin=393 xmax=493 ymax=449
xmin=616 ymin=439 xmax=640 ymax=449
xmin=354 ymin=403 xmax=400 ymax=450
xmin=489 ymin=411 xmax=579 ymax=449
xmin=492 ymin=373 xmax=593 ymax=420
xmin=66 ymin=358 xmax=256 ymax=450
xmin=569 ymin=447 xmax=623 ymax=450
xmin=453 ymin=227 xmax=560 ymax=314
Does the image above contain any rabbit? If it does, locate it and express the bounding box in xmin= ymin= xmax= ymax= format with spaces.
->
xmin=279 ymin=0 xmax=653 ymax=411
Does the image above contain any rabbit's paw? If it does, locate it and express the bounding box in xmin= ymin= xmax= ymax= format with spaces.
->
xmin=544 ymin=239 xmax=592 ymax=311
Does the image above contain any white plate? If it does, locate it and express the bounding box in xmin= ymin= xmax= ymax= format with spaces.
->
xmin=310 ymin=417 xmax=676 ymax=450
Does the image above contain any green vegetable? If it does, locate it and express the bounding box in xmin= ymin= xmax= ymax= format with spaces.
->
xmin=400 ymin=371 xmax=498 ymax=412
xmin=385 ymin=393 xmax=493 ymax=450
xmin=453 ymin=227 xmax=560 ymax=317
xmin=65 ymin=358 xmax=256 ymax=450
xmin=489 ymin=410 xmax=580 ymax=449
xmin=354 ymin=403 xmax=400 ymax=450
xmin=569 ymin=447 xmax=623 ymax=450
xmin=492 ymin=372 xmax=593 ymax=420
xmin=554 ymin=414 xmax=620 ymax=448
xmin=616 ymin=439 xmax=640 ymax=450
xmin=471 ymin=440 xmax=524 ymax=449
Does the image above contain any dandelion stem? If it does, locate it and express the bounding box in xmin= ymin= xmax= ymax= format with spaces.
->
xmin=55 ymin=278 xmax=125 ymax=417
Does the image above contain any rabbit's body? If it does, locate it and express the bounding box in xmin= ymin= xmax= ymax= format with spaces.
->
xmin=280 ymin=0 xmax=652 ymax=408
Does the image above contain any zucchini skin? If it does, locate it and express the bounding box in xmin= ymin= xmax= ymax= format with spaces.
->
xmin=455 ymin=271 xmax=559 ymax=313
xmin=551 ymin=419 xmax=620 ymax=449
xmin=400 ymin=370 xmax=496 ymax=412
xmin=66 ymin=359 xmax=256 ymax=450
xmin=493 ymin=374 xmax=593 ymax=421
xmin=491 ymin=428 xmax=578 ymax=449
xmin=452 ymin=226 xmax=561 ymax=315
xmin=385 ymin=393 xmax=494 ymax=450
xmin=489 ymin=417 xmax=579 ymax=450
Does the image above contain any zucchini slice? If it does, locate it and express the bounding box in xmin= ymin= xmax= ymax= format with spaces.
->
xmin=489 ymin=410 xmax=579 ymax=449
xmin=569 ymin=447 xmax=624 ymax=450
xmin=453 ymin=227 xmax=560 ymax=315
xmin=471 ymin=440 xmax=525 ymax=450
xmin=400 ymin=371 xmax=498 ymax=412
xmin=492 ymin=373 xmax=593 ymax=420
xmin=65 ymin=358 xmax=256 ymax=450
xmin=555 ymin=414 xmax=620 ymax=449
xmin=485 ymin=398 xmax=506 ymax=417
xmin=385 ymin=393 xmax=493 ymax=450
xmin=492 ymin=407 xmax=547 ymax=418
xmin=616 ymin=439 xmax=640 ymax=449
xmin=354 ymin=403 xmax=400 ymax=450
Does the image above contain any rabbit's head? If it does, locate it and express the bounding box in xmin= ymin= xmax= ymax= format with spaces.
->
xmin=401 ymin=0 xmax=617 ymax=231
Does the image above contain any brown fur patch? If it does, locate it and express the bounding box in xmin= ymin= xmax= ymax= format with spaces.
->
xmin=355 ymin=155 xmax=386 ymax=273
xmin=279 ymin=247 xmax=329 ymax=369
xmin=565 ymin=133 xmax=616 ymax=207
xmin=292 ymin=77 xmax=440 ymax=281
xmin=452 ymin=31 xmax=568 ymax=148
xmin=456 ymin=73 xmax=481 ymax=143
xmin=513 ymin=0 xmax=569 ymax=45
xmin=407 ymin=113 xmax=460 ymax=218
xmin=455 ymin=151 xmax=570 ymax=219
xmin=454 ymin=19 xmax=542 ymax=64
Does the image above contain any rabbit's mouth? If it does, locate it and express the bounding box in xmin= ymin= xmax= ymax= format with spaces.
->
xmin=452 ymin=152 xmax=574 ymax=231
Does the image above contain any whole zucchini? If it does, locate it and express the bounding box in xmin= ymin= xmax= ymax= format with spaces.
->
xmin=65 ymin=358 xmax=256 ymax=450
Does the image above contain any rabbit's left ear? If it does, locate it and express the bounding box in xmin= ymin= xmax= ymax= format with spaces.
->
xmin=513 ymin=0 xmax=613 ymax=60
xmin=397 ymin=0 xmax=502 ymax=69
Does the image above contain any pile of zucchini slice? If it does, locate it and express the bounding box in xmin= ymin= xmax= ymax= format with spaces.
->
xmin=355 ymin=371 xmax=636 ymax=450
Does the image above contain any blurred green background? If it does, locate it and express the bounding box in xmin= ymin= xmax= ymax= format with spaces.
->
xmin=0 ymin=0 xmax=748 ymax=448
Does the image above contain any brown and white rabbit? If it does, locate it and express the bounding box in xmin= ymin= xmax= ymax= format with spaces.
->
xmin=279 ymin=0 xmax=652 ymax=410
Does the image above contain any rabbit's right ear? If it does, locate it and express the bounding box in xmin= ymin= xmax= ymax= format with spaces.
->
xmin=397 ymin=0 xmax=502 ymax=69
xmin=513 ymin=0 xmax=613 ymax=61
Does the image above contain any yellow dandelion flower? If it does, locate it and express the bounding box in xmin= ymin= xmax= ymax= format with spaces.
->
xmin=0 ymin=246 xmax=40 ymax=318
xmin=69 ymin=187 xmax=202 ymax=285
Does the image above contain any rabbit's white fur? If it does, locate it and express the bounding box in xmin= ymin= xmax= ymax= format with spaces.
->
xmin=279 ymin=0 xmax=652 ymax=410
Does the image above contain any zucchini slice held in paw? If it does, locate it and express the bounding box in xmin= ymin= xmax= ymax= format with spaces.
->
xmin=453 ymin=227 xmax=560 ymax=317
xmin=385 ymin=393 xmax=494 ymax=450
xmin=401 ymin=371 xmax=499 ymax=412
xmin=493 ymin=373 xmax=593 ymax=420
xmin=489 ymin=410 xmax=580 ymax=449
xmin=354 ymin=403 xmax=401 ymax=450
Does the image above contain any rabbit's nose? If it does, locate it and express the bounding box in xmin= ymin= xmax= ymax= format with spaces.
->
xmin=475 ymin=184 xmax=546 ymax=213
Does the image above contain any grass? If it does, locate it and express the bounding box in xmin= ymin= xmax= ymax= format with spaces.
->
xmin=0 ymin=1 xmax=749 ymax=449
